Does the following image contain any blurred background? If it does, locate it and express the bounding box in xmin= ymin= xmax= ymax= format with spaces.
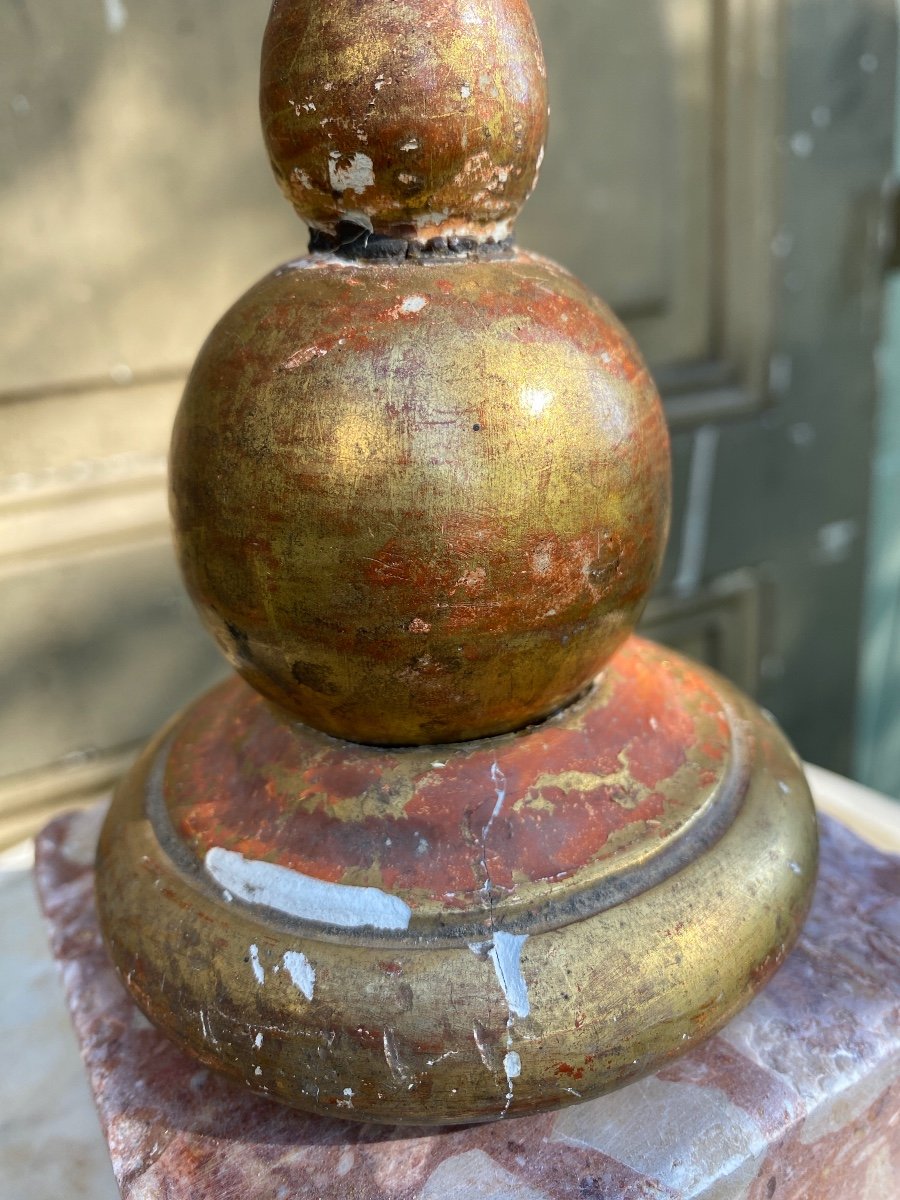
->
xmin=1 ymin=0 xmax=898 ymax=846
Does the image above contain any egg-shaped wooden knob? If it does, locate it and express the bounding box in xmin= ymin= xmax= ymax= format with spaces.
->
xmin=260 ymin=0 xmax=548 ymax=243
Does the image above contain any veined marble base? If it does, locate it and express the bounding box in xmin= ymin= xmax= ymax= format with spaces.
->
xmin=34 ymin=805 xmax=899 ymax=1200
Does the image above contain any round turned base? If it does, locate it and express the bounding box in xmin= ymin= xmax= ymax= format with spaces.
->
xmin=95 ymin=638 xmax=818 ymax=1125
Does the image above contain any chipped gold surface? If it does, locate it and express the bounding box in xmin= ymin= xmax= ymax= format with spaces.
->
xmin=171 ymin=253 xmax=670 ymax=745
xmin=96 ymin=643 xmax=818 ymax=1125
xmin=94 ymin=0 xmax=820 ymax=1127
xmin=261 ymin=0 xmax=548 ymax=239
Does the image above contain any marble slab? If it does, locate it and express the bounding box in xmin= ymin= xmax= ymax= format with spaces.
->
xmin=35 ymin=806 xmax=899 ymax=1200
xmin=0 ymin=837 xmax=117 ymax=1200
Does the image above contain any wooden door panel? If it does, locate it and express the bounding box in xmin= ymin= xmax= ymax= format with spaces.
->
xmin=0 ymin=0 xmax=300 ymax=396
xmin=523 ymin=0 xmax=711 ymax=365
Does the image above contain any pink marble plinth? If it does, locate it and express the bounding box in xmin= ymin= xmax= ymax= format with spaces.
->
xmin=35 ymin=806 xmax=899 ymax=1200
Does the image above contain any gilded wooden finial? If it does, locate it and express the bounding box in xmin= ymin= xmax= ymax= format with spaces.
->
xmin=170 ymin=0 xmax=669 ymax=746
xmin=96 ymin=0 xmax=818 ymax=1127
xmin=260 ymin=0 xmax=548 ymax=245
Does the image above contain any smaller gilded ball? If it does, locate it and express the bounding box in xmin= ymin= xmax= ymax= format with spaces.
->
xmin=260 ymin=0 xmax=548 ymax=241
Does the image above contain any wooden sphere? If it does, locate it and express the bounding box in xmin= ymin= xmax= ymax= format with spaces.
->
xmin=170 ymin=252 xmax=671 ymax=745
xmin=260 ymin=0 xmax=548 ymax=241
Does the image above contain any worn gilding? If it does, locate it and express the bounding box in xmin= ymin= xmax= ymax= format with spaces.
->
xmin=95 ymin=0 xmax=819 ymax=1127
xmin=96 ymin=641 xmax=818 ymax=1125
xmin=171 ymin=253 xmax=670 ymax=745
xmin=159 ymin=640 xmax=733 ymax=935
xmin=260 ymin=0 xmax=548 ymax=241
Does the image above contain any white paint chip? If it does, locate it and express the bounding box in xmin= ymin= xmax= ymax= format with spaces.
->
xmin=490 ymin=933 xmax=530 ymax=1018
xmin=502 ymin=1047 xmax=522 ymax=1114
xmin=206 ymin=847 xmax=412 ymax=930
xmin=469 ymin=932 xmax=530 ymax=1018
xmin=504 ymin=1051 xmax=522 ymax=1079
xmin=401 ymin=295 xmax=428 ymax=314
xmin=327 ymin=151 xmax=375 ymax=194
xmin=485 ymin=762 xmax=508 ymax=834
xmin=249 ymin=944 xmax=265 ymax=985
xmin=282 ymin=950 xmax=316 ymax=1001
